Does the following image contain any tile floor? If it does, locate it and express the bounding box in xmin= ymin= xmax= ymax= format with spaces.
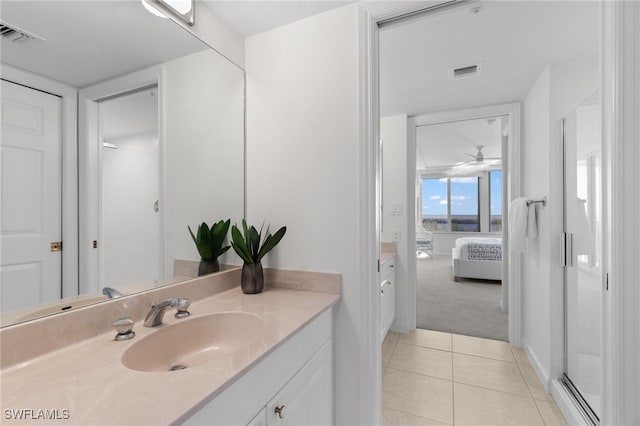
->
xmin=382 ymin=329 xmax=569 ymax=426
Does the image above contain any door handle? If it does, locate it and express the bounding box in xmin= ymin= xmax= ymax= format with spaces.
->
xmin=561 ymin=233 xmax=573 ymax=267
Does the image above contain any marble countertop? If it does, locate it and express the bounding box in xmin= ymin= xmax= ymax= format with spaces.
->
xmin=0 ymin=286 xmax=339 ymax=425
xmin=381 ymin=250 xmax=396 ymax=264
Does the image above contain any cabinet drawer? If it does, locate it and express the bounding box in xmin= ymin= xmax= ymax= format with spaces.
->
xmin=380 ymin=258 xmax=395 ymax=280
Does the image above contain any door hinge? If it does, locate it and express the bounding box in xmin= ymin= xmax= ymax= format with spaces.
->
xmin=604 ymin=273 xmax=609 ymax=291
xmin=50 ymin=241 xmax=62 ymax=252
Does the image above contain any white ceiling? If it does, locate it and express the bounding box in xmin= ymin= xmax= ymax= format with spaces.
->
xmin=380 ymin=1 xmax=599 ymax=172
xmin=380 ymin=1 xmax=600 ymax=117
xmin=0 ymin=1 xmax=207 ymax=88
xmin=416 ymin=116 xmax=504 ymax=173
xmin=101 ymin=88 xmax=158 ymax=142
xmin=201 ymin=1 xmax=354 ymax=37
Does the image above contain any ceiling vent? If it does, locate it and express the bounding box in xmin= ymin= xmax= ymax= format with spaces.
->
xmin=0 ymin=21 xmax=44 ymax=44
xmin=448 ymin=63 xmax=482 ymax=80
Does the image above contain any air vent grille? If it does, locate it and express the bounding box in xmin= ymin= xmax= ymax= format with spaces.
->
xmin=0 ymin=21 xmax=44 ymax=44
xmin=449 ymin=63 xmax=482 ymax=80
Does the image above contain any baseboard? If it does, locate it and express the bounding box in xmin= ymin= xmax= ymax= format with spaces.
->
xmin=390 ymin=319 xmax=410 ymax=334
xmin=522 ymin=340 xmax=550 ymax=392
xmin=524 ymin=342 xmax=592 ymax=426
xmin=550 ymin=379 xmax=590 ymax=426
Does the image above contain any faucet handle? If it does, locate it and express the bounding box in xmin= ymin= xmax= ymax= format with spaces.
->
xmin=175 ymin=298 xmax=192 ymax=319
xmin=112 ymin=317 xmax=135 ymax=341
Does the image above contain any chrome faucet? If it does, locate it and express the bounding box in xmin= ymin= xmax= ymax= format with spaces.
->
xmin=102 ymin=286 xmax=123 ymax=299
xmin=144 ymin=298 xmax=179 ymax=327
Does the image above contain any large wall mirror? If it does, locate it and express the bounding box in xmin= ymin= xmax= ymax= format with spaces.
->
xmin=0 ymin=1 xmax=245 ymax=326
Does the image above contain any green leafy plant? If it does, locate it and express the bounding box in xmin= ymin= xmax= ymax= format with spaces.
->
xmin=231 ymin=219 xmax=287 ymax=264
xmin=188 ymin=219 xmax=231 ymax=260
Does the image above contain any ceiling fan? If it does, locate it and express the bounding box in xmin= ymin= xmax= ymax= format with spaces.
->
xmin=447 ymin=145 xmax=501 ymax=176
xmin=457 ymin=145 xmax=501 ymax=164
xmin=463 ymin=145 xmax=489 ymax=163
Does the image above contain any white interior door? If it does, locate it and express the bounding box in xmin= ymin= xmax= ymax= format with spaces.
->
xmin=563 ymin=98 xmax=602 ymax=422
xmin=1 ymin=80 xmax=62 ymax=312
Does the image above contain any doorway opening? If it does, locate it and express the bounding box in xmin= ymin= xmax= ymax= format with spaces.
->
xmin=98 ymin=87 xmax=162 ymax=291
xmin=414 ymin=116 xmax=507 ymax=341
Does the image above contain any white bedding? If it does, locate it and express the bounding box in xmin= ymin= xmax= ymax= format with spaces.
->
xmin=454 ymin=237 xmax=502 ymax=261
xmin=452 ymin=237 xmax=502 ymax=281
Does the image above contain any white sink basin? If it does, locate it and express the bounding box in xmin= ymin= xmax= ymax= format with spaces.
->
xmin=121 ymin=312 xmax=264 ymax=372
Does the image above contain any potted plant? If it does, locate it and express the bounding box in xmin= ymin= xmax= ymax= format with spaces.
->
xmin=230 ymin=220 xmax=287 ymax=294
xmin=188 ymin=219 xmax=231 ymax=276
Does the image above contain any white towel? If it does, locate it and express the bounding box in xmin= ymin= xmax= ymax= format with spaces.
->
xmin=509 ymin=197 xmax=528 ymax=253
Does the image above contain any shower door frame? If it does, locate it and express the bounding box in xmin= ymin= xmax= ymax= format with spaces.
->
xmin=561 ymin=114 xmax=601 ymax=426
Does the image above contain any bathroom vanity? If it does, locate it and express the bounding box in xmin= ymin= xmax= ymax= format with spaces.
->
xmin=0 ymin=269 xmax=340 ymax=425
xmin=380 ymin=244 xmax=397 ymax=341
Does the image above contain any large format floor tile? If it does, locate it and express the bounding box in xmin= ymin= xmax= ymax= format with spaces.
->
xmin=398 ymin=329 xmax=452 ymax=351
xmin=383 ymin=331 xmax=400 ymax=370
xmin=388 ymin=343 xmax=452 ymax=380
xmin=381 ymin=330 xmax=567 ymax=426
xmin=453 ymin=382 xmax=545 ymax=426
xmin=452 ymin=334 xmax=516 ymax=362
xmin=382 ymin=407 xmax=450 ymax=426
xmin=382 ymin=368 xmax=454 ymax=424
xmin=453 ymin=353 xmax=530 ymax=397
xmin=535 ymin=399 xmax=569 ymax=426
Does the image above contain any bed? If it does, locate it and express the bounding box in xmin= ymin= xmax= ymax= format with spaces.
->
xmin=452 ymin=237 xmax=502 ymax=281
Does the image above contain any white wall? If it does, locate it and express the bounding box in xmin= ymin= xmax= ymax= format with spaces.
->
xmin=245 ymin=5 xmax=364 ymax=424
xmin=381 ymin=115 xmax=409 ymax=332
xmin=102 ymin=133 xmax=160 ymax=287
xmin=163 ymin=49 xmax=245 ymax=274
xmin=173 ymin=3 xmax=245 ymax=68
xmin=522 ymin=65 xmax=552 ymax=377
xmin=521 ymin=56 xmax=599 ymax=385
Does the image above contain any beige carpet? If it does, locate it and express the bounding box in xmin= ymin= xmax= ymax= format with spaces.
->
xmin=416 ymin=255 xmax=508 ymax=341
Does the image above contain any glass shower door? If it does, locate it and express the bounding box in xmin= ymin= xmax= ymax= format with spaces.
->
xmin=562 ymin=95 xmax=602 ymax=423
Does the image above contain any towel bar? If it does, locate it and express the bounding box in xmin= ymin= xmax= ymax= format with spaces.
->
xmin=526 ymin=196 xmax=547 ymax=207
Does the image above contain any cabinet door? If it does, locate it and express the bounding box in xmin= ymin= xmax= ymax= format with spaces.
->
xmin=380 ymin=275 xmax=395 ymax=340
xmin=247 ymin=408 xmax=267 ymax=426
xmin=266 ymin=340 xmax=333 ymax=425
xmin=380 ymin=280 xmax=387 ymax=340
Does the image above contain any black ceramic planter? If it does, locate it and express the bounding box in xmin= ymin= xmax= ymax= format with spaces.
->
xmin=241 ymin=261 xmax=264 ymax=294
xmin=198 ymin=258 xmax=220 ymax=276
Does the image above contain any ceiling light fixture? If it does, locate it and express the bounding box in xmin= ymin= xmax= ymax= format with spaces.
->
xmin=141 ymin=0 xmax=195 ymax=26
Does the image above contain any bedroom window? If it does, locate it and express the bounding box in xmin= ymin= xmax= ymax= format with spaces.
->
xmin=490 ymin=170 xmax=502 ymax=232
xmin=421 ymin=178 xmax=449 ymax=231
xmin=421 ymin=176 xmax=480 ymax=232
xmin=450 ymin=177 xmax=479 ymax=231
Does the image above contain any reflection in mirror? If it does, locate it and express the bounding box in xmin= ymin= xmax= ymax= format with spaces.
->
xmin=0 ymin=1 xmax=245 ymax=327
xmin=100 ymin=88 xmax=161 ymax=290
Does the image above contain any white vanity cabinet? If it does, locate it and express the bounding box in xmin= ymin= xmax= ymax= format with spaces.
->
xmin=183 ymin=309 xmax=333 ymax=426
xmin=380 ymin=256 xmax=396 ymax=341
xmin=247 ymin=408 xmax=267 ymax=426
xmin=265 ymin=340 xmax=332 ymax=425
